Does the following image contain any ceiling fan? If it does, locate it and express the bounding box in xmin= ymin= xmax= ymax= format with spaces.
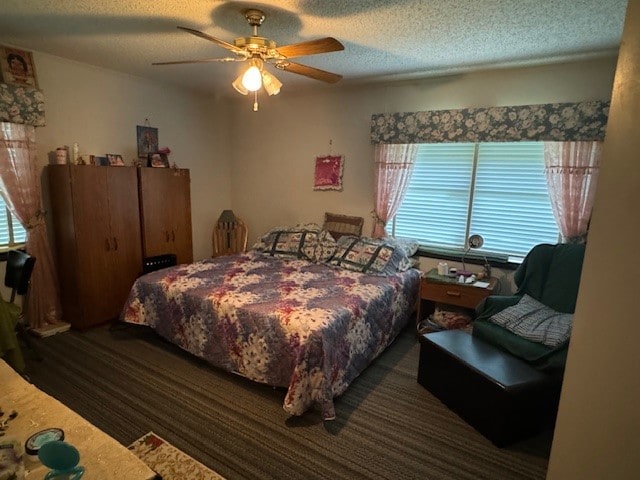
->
xmin=153 ymin=8 xmax=344 ymax=109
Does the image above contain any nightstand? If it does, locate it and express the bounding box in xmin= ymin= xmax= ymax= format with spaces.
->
xmin=416 ymin=268 xmax=498 ymax=325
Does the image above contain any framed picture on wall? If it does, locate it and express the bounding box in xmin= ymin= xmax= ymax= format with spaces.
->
xmin=0 ymin=46 xmax=38 ymax=88
xmin=136 ymin=125 xmax=158 ymax=158
xmin=313 ymin=155 xmax=344 ymax=191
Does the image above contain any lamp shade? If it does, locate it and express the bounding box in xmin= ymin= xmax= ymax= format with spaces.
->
xmin=460 ymin=234 xmax=484 ymax=276
xmin=232 ymin=74 xmax=249 ymax=95
xmin=262 ymin=70 xmax=282 ymax=96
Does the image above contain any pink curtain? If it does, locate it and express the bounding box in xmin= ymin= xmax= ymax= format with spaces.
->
xmin=372 ymin=143 xmax=418 ymax=238
xmin=0 ymin=122 xmax=62 ymax=328
xmin=544 ymin=141 xmax=602 ymax=243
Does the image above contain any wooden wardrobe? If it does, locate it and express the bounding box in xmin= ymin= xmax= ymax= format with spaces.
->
xmin=48 ymin=165 xmax=193 ymax=329
xmin=138 ymin=167 xmax=193 ymax=265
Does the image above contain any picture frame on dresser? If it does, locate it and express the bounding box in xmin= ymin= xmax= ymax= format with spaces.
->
xmin=148 ymin=152 xmax=169 ymax=168
xmin=107 ymin=154 xmax=125 ymax=166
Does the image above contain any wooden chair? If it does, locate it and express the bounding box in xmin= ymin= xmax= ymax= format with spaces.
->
xmin=212 ymin=212 xmax=248 ymax=257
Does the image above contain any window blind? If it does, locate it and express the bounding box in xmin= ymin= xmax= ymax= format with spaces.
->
xmin=393 ymin=142 xmax=559 ymax=259
xmin=0 ymin=195 xmax=27 ymax=249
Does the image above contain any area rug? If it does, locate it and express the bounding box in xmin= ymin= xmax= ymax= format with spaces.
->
xmin=129 ymin=432 xmax=226 ymax=480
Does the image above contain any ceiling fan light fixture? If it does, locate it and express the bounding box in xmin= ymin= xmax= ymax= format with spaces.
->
xmin=158 ymin=10 xmax=344 ymax=109
xmin=241 ymin=59 xmax=263 ymax=92
xmin=262 ymin=70 xmax=282 ymax=96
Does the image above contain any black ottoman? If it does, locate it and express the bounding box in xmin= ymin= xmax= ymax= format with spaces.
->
xmin=417 ymin=330 xmax=561 ymax=447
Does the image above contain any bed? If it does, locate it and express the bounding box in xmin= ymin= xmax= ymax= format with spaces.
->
xmin=121 ymin=224 xmax=420 ymax=420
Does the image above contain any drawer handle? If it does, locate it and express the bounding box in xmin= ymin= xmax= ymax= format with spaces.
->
xmin=445 ymin=291 xmax=461 ymax=297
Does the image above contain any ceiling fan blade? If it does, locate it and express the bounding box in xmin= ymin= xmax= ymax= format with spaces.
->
xmin=277 ymin=61 xmax=343 ymax=83
xmin=177 ymin=26 xmax=243 ymax=54
xmin=153 ymin=58 xmax=243 ymax=66
xmin=275 ymin=38 xmax=344 ymax=59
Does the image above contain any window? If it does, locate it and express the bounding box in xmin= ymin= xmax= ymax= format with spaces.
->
xmin=0 ymin=195 xmax=27 ymax=251
xmin=392 ymin=142 xmax=559 ymax=261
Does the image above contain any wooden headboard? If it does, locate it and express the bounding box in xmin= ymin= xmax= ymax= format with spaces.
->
xmin=323 ymin=212 xmax=364 ymax=240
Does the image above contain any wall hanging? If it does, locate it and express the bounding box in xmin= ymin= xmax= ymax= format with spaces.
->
xmin=314 ymin=155 xmax=344 ymax=191
xmin=0 ymin=45 xmax=38 ymax=88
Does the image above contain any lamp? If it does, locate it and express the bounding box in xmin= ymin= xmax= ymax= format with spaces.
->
xmin=231 ymin=58 xmax=282 ymax=106
xmin=242 ymin=59 xmax=263 ymax=91
xmin=460 ymin=234 xmax=484 ymax=276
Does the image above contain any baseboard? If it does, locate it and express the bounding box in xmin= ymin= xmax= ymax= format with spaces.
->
xmin=30 ymin=322 xmax=71 ymax=338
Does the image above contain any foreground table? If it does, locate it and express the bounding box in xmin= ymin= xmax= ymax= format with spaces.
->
xmin=0 ymin=359 xmax=156 ymax=479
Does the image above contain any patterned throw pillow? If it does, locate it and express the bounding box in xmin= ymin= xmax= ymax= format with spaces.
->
xmin=253 ymin=223 xmax=336 ymax=262
xmin=381 ymin=236 xmax=420 ymax=271
xmin=325 ymin=236 xmax=407 ymax=275
xmin=488 ymin=294 xmax=573 ymax=348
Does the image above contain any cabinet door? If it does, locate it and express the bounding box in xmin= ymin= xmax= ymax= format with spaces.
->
xmin=69 ymin=166 xmax=115 ymax=327
xmin=169 ymin=171 xmax=193 ymax=264
xmin=106 ymin=167 xmax=143 ymax=318
xmin=139 ymin=168 xmax=193 ymax=264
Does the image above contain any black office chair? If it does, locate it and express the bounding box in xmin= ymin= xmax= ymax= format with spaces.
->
xmin=5 ymin=249 xmax=40 ymax=360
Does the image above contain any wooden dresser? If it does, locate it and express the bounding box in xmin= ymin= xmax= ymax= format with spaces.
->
xmin=47 ymin=165 xmax=193 ymax=329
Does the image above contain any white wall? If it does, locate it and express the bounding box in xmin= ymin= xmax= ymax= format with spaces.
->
xmin=32 ymin=51 xmax=233 ymax=262
xmin=547 ymin=0 xmax=640 ymax=477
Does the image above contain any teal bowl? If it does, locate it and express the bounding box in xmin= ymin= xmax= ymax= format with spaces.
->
xmin=38 ymin=440 xmax=85 ymax=479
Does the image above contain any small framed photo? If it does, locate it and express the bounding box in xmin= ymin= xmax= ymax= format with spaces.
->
xmin=0 ymin=46 xmax=38 ymax=88
xmin=148 ymin=152 xmax=169 ymax=168
xmin=137 ymin=126 xmax=158 ymax=158
xmin=77 ymin=154 xmax=94 ymax=165
xmin=107 ymin=154 xmax=125 ymax=166
xmin=95 ymin=156 xmax=109 ymax=166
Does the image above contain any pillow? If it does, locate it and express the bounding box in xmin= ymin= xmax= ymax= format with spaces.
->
xmin=488 ymin=294 xmax=573 ymax=348
xmin=323 ymin=212 xmax=364 ymax=241
xmin=325 ymin=236 xmax=409 ymax=275
xmin=253 ymin=223 xmax=336 ymax=262
xmin=381 ymin=236 xmax=419 ymax=257
xmin=381 ymin=236 xmax=419 ymax=270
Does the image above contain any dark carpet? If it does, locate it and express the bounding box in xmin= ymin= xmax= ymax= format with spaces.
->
xmin=23 ymin=324 xmax=552 ymax=480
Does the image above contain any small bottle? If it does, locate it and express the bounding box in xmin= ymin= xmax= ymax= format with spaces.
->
xmin=72 ymin=142 xmax=79 ymax=164
xmin=437 ymin=262 xmax=449 ymax=276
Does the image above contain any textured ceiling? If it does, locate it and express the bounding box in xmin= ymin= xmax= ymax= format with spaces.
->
xmin=0 ymin=0 xmax=628 ymax=96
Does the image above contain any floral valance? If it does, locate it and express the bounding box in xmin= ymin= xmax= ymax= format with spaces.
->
xmin=370 ymin=101 xmax=609 ymax=144
xmin=0 ymin=83 xmax=45 ymax=127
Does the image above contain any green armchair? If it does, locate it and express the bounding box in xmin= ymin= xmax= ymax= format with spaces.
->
xmin=473 ymin=243 xmax=586 ymax=372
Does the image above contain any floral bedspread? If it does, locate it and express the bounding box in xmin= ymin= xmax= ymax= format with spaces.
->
xmin=121 ymin=252 xmax=420 ymax=420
